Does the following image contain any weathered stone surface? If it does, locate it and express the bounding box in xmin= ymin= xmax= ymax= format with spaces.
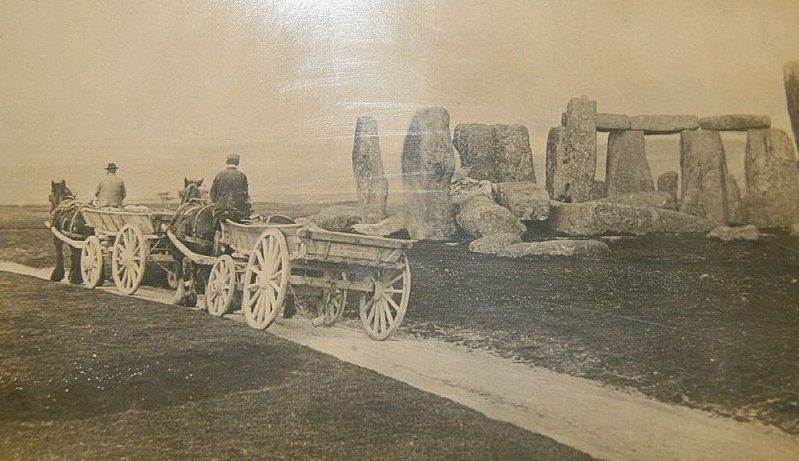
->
xmin=742 ymin=128 xmax=799 ymax=228
xmin=402 ymin=107 xmax=458 ymax=240
xmin=468 ymin=233 xmax=522 ymax=254
xmin=741 ymin=189 xmax=799 ymax=229
xmin=725 ymin=175 xmax=743 ymax=225
xmin=699 ymin=114 xmax=771 ymax=131
xmin=545 ymin=126 xmax=567 ymax=199
xmin=456 ymin=196 xmax=526 ymax=238
xmin=352 ymin=116 xmax=388 ymax=223
xmin=785 ymin=61 xmax=799 ymax=153
xmin=451 ymin=175 xmax=495 ymax=206
xmin=706 ymin=225 xmax=760 ymax=241
xmin=352 ymin=212 xmax=407 ymax=237
xmin=298 ymin=205 xmax=361 ymax=231
xmin=561 ymin=97 xmax=598 ymax=202
xmin=791 ymin=222 xmax=799 ymax=238
xmin=548 ymin=201 xmax=715 ymax=236
xmin=605 ymin=130 xmax=654 ymax=198
xmin=600 ymin=191 xmax=677 ymax=210
xmin=630 ymin=115 xmax=699 ymax=134
xmin=497 ymin=240 xmax=610 ymax=258
xmin=452 ymin=124 xmax=536 ymax=183
xmin=596 ymin=113 xmax=631 ymax=132
xmin=590 ymin=180 xmax=607 ymax=200
xmin=493 ymin=182 xmax=550 ymax=221
xmin=679 ymin=130 xmax=730 ymax=223
xmin=657 ymin=171 xmax=679 ymax=203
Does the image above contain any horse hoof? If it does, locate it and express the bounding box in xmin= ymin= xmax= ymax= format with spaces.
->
xmin=50 ymin=271 xmax=64 ymax=282
xmin=186 ymin=293 xmax=198 ymax=307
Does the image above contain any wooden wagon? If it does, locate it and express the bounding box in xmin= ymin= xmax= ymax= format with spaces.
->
xmin=172 ymin=219 xmax=414 ymax=340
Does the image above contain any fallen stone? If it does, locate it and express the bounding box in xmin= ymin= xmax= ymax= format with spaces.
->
xmin=706 ymin=224 xmax=760 ymax=241
xmin=596 ymin=113 xmax=631 ymax=132
xmin=468 ymin=232 xmax=522 ymax=254
xmin=657 ymin=171 xmax=679 ymax=204
xmin=402 ymin=107 xmax=458 ymax=240
xmin=600 ymin=191 xmax=677 ymax=210
xmin=679 ymin=130 xmax=730 ymax=223
xmin=493 ymin=182 xmax=550 ymax=221
xmin=548 ymin=201 xmax=715 ymax=236
xmin=457 ymin=196 xmax=526 ymax=238
xmin=561 ymin=97 xmax=598 ymax=202
xmin=726 ymin=175 xmax=743 ymax=225
xmin=453 ymin=124 xmax=536 ymax=183
xmin=630 ymin=115 xmax=699 ymax=134
xmin=299 ymin=205 xmax=361 ymax=231
xmin=497 ymin=240 xmax=610 ymax=258
xmin=352 ymin=212 xmax=407 ymax=237
xmin=605 ymin=130 xmax=654 ymax=198
xmin=698 ymin=114 xmax=771 ymax=131
xmin=784 ymin=61 xmax=799 ymax=153
xmin=352 ymin=116 xmax=388 ymax=223
xmin=743 ymin=128 xmax=799 ymax=228
xmin=451 ymin=176 xmax=495 ymax=206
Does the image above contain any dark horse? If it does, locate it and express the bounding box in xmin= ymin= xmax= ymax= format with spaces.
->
xmin=170 ymin=178 xmax=215 ymax=306
xmin=49 ymin=179 xmax=92 ymax=284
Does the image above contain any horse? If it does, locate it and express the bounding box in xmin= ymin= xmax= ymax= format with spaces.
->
xmin=169 ymin=178 xmax=215 ymax=307
xmin=49 ymin=179 xmax=92 ymax=284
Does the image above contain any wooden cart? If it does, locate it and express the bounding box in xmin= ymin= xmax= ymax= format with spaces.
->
xmin=199 ymin=220 xmax=414 ymax=340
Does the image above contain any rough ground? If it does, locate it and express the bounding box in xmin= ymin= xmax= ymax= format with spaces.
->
xmin=0 ymin=272 xmax=592 ymax=460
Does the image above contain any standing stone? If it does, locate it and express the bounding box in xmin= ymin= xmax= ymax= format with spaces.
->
xmin=725 ymin=175 xmax=743 ymax=225
xmin=742 ymin=128 xmax=799 ymax=227
xmin=630 ymin=115 xmax=699 ymax=134
xmin=402 ymin=107 xmax=458 ymax=240
xmin=657 ymin=171 xmax=679 ymax=203
xmin=785 ymin=61 xmax=799 ymax=153
xmin=453 ymin=124 xmax=535 ymax=183
xmin=452 ymin=124 xmax=495 ymax=180
xmin=605 ymin=130 xmax=654 ymax=198
xmin=352 ymin=116 xmax=388 ymax=223
xmin=551 ymin=97 xmax=597 ymax=202
xmin=679 ymin=130 xmax=730 ymax=223
xmin=698 ymin=114 xmax=771 ymax=131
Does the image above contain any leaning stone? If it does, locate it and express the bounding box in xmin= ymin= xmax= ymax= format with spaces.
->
xmin=784 ymin=61 xmax=799 ymax=153
xmin=548 ymin=201 xmax=715 ymax=236
xmin=630 ymin=115 xmax=699 ymax=134
xmin=725 ymin=175 xmax=743 ymax=225
xmin=451 ymin=176 xmax=495 ymax=206
xmin=299 ymin=205 xmax=361 ymax=231
xmin=352 ymin=116 xmax=388 ymax=223
xmin=452 ymin=124 xmax=496 ymax=181
xmin=600 ymin=191 xmax=677 ymax=210
xmin=605 ymin=130 xmax=654 ymax=198
xmin=402 ymin=107 xmax=458 ymax=240
xmin=352 ymin=212 xmax=407 ymax=237
xmin=497 ymin=240 xmax=610 ymax=258
xmin=742 ymin=128 xmax=799 ymax=228
xmin=493 ymin=182 xmax=550 ymax=221
xmin=457 ymin=196 xmax=526 ymax=238
xmin=453 ymin=124 xmax=536 ymax=183
xmin=596 ymin=113 xmax=631 ymax=132
xmin=561 ymin=97 xmax=598 ymax=202
xmin=679 ymin=130 xmax=730 ymax=223
xmin=699 ymin=114 xmax=771 ymax=131
xmin=468 ymin=233 xmax=522 ymax=254
xmin=706 ymin=225 xmax=760 ymax=241
xmin=657 ymin=171 xmax=679 ymax=203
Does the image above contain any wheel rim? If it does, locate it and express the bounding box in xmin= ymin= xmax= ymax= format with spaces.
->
xmin=80 ymin=236 xmax=103 ymax=288
xmin=359 ymin=258 xmax=411 ymax=341
xmin=111 ymin=224 xmax=148 ymax=295
xmin=318 ymin=272 xmax=348 ymax=326
xmin=207 ymin=255 xmax=236 ymax=317
xmin=242 ymin=229 xmax=289 ymax=330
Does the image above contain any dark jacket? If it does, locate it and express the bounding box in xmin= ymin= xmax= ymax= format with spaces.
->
xmin=210 ymin=166 xmax=251 ymax=216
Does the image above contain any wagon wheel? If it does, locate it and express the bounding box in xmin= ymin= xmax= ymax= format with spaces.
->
xmin=206 ymin=255 xmax=237 ymax=317
xmin=242 ymin=228 xmax=290 ymax=330
xmin=111 ymin=224 xmax=149 ymax=295
xmin=359 ymin=257 xmax=411 ymax=341
xmin=316 ymin=271 xmax=348 ymax=326
xmin=80 ymin=236 xmax=104 ymax=288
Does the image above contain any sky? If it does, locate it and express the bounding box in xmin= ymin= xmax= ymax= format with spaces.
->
xmin=1 ymin=0 xmax=798 ymax=204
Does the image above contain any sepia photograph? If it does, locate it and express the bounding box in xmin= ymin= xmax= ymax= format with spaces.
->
xmin=1 ymin=0 xmax=798 ymax=459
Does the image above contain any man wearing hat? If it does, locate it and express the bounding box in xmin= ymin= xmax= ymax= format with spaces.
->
xmin=94 ymin=162 xmax=126 ymax=208
xmin=210 ymin=154 xmax=251 ymax=223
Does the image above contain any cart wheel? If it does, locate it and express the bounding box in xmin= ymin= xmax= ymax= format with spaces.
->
xmin=359 ymin=257 xmax=411 ymax=341
xmin=206 ymin=255 xmax=237 ymax=317
xmin=111 ymin=224 xmax=148 ymax=295
xmin=242 ymin=228 xmax=289 ymax=330
xmin=317 ymin=272 xmax=348 ymax=326
xmin=80 ymin=236 xmax=104 ymax=289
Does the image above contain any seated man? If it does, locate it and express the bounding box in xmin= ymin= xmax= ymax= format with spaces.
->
xmin=95 ymin=162 xmax=126 ymax=207
xmin=210 ymin=154 xmax=251 ymax=224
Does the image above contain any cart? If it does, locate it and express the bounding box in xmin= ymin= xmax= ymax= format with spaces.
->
xmin=186 ymin=220 xmax=414 ymax=340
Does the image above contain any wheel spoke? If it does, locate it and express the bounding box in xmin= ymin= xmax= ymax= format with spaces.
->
xmin=386 ymin=271 xmax=404 ymax=288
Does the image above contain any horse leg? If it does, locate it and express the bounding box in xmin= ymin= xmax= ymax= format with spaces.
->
xmin=171 ymin=251 xmax=186 ymax=305
xmin=68 ymin=246 xmax=82 ymax=284
xmin=183 ymin=258 xmax=198 ymax=307
xmin=50 ymin=237 xmax=65 ymax=281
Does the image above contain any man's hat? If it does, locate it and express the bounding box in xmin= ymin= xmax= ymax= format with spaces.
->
xmin=105 ymin=162 xmax=119 ymax=171
xmin=226 ymin=154 xmax=240 ymax=165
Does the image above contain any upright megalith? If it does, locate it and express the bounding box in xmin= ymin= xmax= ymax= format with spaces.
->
xmin=785 ymin=61 xmax=799 ymax=153
xmin=605 ymin=130 xmax=654 ymax=198
xmin=742 ymin=128 xmax=799 ymax=227
xmin=548 ymin=97 xmax=597 ymax=202
xmin=352 ymin=116 xmax=388 ymax=223
xmin=402 ymin=107 xmax=458 ymax=240
xmin=452 ymin=124 xmax=535 ymax=183
xmin=657 ymin=171 xmax=679 ymax=203
xmin=679 ymin=130 xmax=730 ymax=223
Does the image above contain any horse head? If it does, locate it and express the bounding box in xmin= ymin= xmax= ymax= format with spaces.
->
xmin=179 ymin=178 xmax=205 ymax=204
xmin=49 ymin=179 xmax=73 ymax=211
